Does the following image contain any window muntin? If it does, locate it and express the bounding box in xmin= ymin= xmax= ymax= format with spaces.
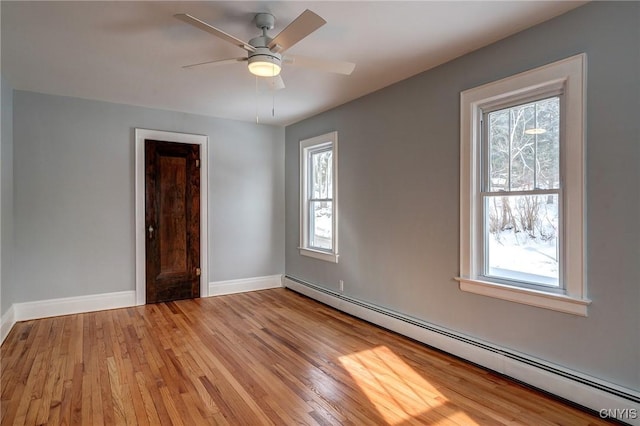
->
xmin=299 ymin=132 xmax=338 ymax=263
xmin=482 ymin=97 xmax=561 ymax=288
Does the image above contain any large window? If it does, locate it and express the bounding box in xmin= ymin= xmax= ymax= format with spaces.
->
xmin=483 ymin=96 xmax=561 ymax=288
xmin=458 ymin=54 xmax=589 ymax=315
xmin=300 ymin=132 xmax=338 ymax=263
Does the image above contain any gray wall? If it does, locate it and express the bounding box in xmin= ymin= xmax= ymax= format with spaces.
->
xmin=285 ymin=2 xmax=639 ymax=391
xmin=10 ymin=91 xmax=284 ymax=303
xmin=1 ymin=77 xmax=14 ymax=315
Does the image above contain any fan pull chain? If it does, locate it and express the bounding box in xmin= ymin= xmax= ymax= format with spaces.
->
xmin=272 ymin=62 xmax=276 ymax=117
xmin=255 ymin=75 xmax=259 ymax=124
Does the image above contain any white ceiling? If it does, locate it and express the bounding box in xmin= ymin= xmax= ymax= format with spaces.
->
xmin=1 ymin=1 xmax=586 ymax=126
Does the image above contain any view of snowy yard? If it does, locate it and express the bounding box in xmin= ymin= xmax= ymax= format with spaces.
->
xmin=485 ymin=195 xmax=559 ymax=286
xmin=310 ymin=202 xmax=332 ymax=250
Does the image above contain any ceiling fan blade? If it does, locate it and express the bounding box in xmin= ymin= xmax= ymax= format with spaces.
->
xmin=284 ymin=55 xmax=356 ymax=75
xmin=175 ymin=13 xmax=255 ymax=52
xmin=267 ymin=10 xmax=326 ymax=53
xmin=265 ymin=75 xmax=285 ymax=91
xmin=182 ymin=57 xmax=247 ymax=69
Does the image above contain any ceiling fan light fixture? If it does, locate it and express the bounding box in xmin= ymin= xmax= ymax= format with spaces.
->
xmin=248 ymin=52 xmax=282 ymax=77
xmin=248 ymin=60 xmax=281 ymax=77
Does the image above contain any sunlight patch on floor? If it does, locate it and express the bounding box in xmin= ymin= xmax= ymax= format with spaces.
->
xmin=338 ymin=345 xmax=478 ymax=425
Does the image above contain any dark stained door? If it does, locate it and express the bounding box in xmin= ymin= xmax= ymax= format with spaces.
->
xmin=145 ymin=139 xmax=201 ymax=303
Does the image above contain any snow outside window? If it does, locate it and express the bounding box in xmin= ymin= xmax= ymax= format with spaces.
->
xmin=457 ymin=54 xmax=590 ymax=316
xmin=299 ymin=132 xmax=338 ymax=263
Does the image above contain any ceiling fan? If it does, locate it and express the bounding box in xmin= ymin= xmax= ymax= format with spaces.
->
xmin=174 ymin=10 xmax=356 ymax=89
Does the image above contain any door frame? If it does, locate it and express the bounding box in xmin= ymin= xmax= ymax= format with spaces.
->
xmin=135 ymin=128 xmax=209 ymax=305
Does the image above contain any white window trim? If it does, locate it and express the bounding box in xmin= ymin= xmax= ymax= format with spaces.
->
xmin=299 ymin=131 xmax=339 ymax=263
xmin=457 ymin=54 xmax=590 ymax=316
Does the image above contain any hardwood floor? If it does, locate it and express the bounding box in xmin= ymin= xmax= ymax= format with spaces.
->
xmin=1 ymin=288 xmax=613 ymax=425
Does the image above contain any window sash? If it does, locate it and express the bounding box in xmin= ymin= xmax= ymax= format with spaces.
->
xmin=480 ymin=190 xmax=562 ymax=290
xmin=308 ymin=200 xmax=333 ymax=252
xmin=479 ymin=93 xmax=564 ymax=291
xmin=307 ymin=146 xmax=333 ymax=200
xmin=306 ymin=145 xmax=333 ymax=252
xmin=481 ymin=95 xmax=563 ymax=194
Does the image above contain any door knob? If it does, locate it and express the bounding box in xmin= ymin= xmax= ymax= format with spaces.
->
xmin=148 ymin=225 xmax=154 ymax=239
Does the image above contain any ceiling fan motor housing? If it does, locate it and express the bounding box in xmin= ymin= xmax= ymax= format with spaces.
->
xmin=248 ymin=35 xmax=282 ymax=76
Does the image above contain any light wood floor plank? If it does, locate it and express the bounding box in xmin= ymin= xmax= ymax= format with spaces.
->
xmin=1 ymin=288 xmax=616 ymax=425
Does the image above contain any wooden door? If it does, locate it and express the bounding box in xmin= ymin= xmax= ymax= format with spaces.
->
xmin=145 ymin=139 xmax=201 ymax=303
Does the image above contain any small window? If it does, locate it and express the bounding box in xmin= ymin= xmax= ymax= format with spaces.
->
xmin=299 ymin=132 xmax=338 ymax=263
xmin=458 ymin=54 xmax=589 ymax=316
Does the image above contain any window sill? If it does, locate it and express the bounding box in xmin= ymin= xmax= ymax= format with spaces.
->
xmin=455 ymin=277 xmax=590 ymax=316
xmin=299 ymin=248 xmax=339 ymax=263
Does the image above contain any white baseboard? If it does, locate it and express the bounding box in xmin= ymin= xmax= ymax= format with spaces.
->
xmin=1 ymin=276 xmax=284 ymax=345
xmin=284 ymin=276 xmax=640 ymax=425
xmin=0 ymin=290 xmax=136 ymax=343
xmin=1 ymin=305 xmax=16 ymax=344
xmin=0 ymin=290 xmax=136 ymax=345
xmin=208 ymin=274 xmax=283 ymax=297
xmin=14 ymin=290 xmax=137 ymax=322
